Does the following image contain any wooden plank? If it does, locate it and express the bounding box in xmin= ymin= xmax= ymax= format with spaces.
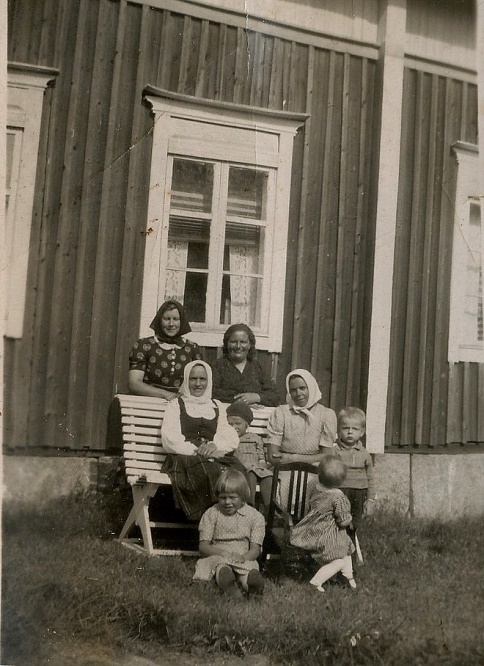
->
xmin=346 ymin=56 xmax=368 ymax=405
xmin=216 ymin=22 xmax=228 ymax=100
xmin=195 ymin=19 xmax=210 ymax=97
xmin=268 ymin=37 xmax=284 ymax=109
xmin=157 ymin=9 xmax=172 ymax=87
xmin=296 ymin=47 xmax=328 ymax=370
xmin=125 ymin=453 xmax=166 ymax=465
xmin=384 ymin=61 xmax=411 ymax=445
xmin=233 ymin=27 xmax=247 ymax=105
xmin=415 ymin=73 xmax=439 ymax=444
xmin=430 ymin=77 xmax=456 ymax=447
xmin=401 ymin=69 xmax=426 ymax=447
xmin=177 ymin=15 xmax=192 ymax=93
xmin=330 ymin=52 xmax=351 ymax=409
xmin=125 ymin=443 xmax=166 ymax=453
xmin=123 ymin=434 xmax=162 ymax=444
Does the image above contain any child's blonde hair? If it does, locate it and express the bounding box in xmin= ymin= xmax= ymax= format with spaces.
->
xmin=215 ymin=469 xmax=251 ymax=503
xmin=318 ymin=455 xmax=347 ymax=488
xmin=338 ymin=406 xmax=366 ymax=427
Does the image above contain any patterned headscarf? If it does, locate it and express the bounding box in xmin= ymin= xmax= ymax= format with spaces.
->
xmin=286 ymin=369 xmax=322 ymax=416
xmin=150 ymin=300 xmax=192 ymax=344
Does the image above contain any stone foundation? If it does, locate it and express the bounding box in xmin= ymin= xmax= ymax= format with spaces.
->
xmin=2 ymin=452 xmax=484 ymax=518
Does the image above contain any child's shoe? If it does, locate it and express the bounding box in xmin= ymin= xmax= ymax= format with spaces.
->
xmin=246 ymin=569 xmax=265 ymax=596
xmin=342 ymin=576 xmax=357 ymax=590
xmin=216 ymin=565 xmax=240 ymax=598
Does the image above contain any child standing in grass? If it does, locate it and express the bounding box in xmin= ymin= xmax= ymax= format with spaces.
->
xmin=226 ymin=402 xmax=273 ymax=511
xmin=290 ymin=456 xmax=356 ymax=591
xmin=193 ymin=469 xmax=266 ymax=597
xmin=333 ymin=407 xmax=375 ymax=542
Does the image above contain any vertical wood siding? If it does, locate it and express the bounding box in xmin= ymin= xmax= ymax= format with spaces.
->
xmin=387 ymin=68 xmax=481 ymax=448
xmin=6 ymin=0 xmax=376 ymax=451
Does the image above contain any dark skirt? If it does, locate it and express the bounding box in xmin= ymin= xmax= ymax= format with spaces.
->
xmin=162 ymin=453 xmax=248 ymax=520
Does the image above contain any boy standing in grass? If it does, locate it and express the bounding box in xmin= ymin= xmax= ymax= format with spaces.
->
xmin=333 ymin=407 xmax=375 ymax=547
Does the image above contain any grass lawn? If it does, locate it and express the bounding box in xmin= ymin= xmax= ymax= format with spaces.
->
xmin=2 ymin=487 xmax=483 ymax=665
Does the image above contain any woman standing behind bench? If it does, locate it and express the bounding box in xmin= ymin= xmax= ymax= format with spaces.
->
xmin=211 ymin=324 xmax=280 ymax=407
xmin=128 ymin=300 xmax=203 ymax=399
xmin=161 ymin=361 xmax=246 ymax=520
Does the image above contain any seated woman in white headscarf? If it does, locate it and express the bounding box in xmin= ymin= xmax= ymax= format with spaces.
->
xmin=266 ymin=369 xmax=337 ymax=466
xmin=161 ymin=361 xmax=247 ymax=520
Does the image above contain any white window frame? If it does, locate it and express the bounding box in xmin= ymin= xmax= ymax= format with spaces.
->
xmin=6 ymin=64 xmax=56 ymax=338
xmin=140 ymin=89 xmax=306 ymax=351
xmin=448 ymin=141 xmax=484 ymax=363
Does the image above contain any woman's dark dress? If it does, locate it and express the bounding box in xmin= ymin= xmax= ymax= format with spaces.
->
xmin=161 ymin=399 xmax=246 ymax=520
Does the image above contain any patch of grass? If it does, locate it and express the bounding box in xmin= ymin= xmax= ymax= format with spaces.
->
xmin=3 ymin=491 xmax=484 ymax=665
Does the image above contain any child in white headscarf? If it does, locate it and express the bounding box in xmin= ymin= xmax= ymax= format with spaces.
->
xmin=161 ymin=361 xmax=246 ymax=519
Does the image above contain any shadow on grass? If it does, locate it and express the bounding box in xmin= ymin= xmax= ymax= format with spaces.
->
xmin=3 ymin=489 xmax=484 ymax=666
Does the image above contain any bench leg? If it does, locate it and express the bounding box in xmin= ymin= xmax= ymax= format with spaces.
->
xmin=119 ymin=483 xmax=158 ymax=555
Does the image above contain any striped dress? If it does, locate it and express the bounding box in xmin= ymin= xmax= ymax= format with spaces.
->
xmin=290 ymin=484 xmax=355 ymax=564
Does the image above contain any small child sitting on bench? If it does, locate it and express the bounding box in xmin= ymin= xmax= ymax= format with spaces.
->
xmin=226 ymin=401 xmax=273 ymax=512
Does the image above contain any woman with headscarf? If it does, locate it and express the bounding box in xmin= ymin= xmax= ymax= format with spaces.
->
xmin=128 ymin=300 xmax=203 ymax=399
xmin=161 ymin=361 xmax=247 ymax=520
xmin=266 ymin=369 xmax=337 ymax=466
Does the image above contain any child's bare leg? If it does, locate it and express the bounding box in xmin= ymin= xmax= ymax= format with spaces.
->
xmin=259 ymin=477 xmax=272 ymax=509
xmin=310 ymin=559 xmax=344 ymax=589
xmin=340 ymin=554 xmax=357 ymax=588
xmin=248 ymin=472 xmax=258 ymax=505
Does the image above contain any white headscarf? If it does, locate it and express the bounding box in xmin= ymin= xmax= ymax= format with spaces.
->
xmin=180 ymin=360 xmax=213 ymax=402
xmin=286 ymin=368 xmax=322 ymax=417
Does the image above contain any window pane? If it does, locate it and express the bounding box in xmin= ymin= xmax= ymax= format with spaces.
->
xmin=220 ymin=223 xmax=264 ymax=327
xmin=171 ymin=158 xmax=213 ymax=212
xmin=220 ymin=275 xmax=262 ymax=327
xmin=168 ymin=217 xmax=210 ymax=270
xmin=227 ymin=167 xmax=266 ymax=219
xmin=6 ymin=132 xmax=16 ymax=190
xmin=463 ymin=203 xmax=483 ymax=344
xmin=165 ymin=216 xmax=209 ymax=323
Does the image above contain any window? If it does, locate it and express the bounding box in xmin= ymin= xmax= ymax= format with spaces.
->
xmin=6 ymin=64 xmax=56 ymax=338
xmin=140 ymin=90 xmax=306 ymax=351
xmin=448 ymin=142 xmax=484 ymax=362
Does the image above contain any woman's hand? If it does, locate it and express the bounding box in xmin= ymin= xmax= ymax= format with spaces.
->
xmin=363 ymin=499 xmax=376 ymax=517
xmin=234 ymin=392 xmax=260 ymax=405
xmin=197 ymin=441 xmax=218 ymax=458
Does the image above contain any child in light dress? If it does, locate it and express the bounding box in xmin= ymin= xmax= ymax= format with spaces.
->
xmin=193 ymin=469 xmax=266 ymax=598
xmin=289 ymin=455 xmax=356 ymax=592
xmin=226 ymin=401 xmax=273 ymax=510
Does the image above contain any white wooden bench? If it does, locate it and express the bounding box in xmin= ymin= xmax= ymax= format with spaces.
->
xmin=116 ymin=394 xmax=274 ymax=556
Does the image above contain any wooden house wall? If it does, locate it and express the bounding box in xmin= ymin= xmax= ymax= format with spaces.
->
xmin=6 ymin=0 xmax=379 ymax=453
xmin=387 ymin=67 xmax=481 ymax=449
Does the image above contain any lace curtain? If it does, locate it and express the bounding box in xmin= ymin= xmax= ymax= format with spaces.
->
xmin=165 ymin=241 xmax=188 ymax=302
